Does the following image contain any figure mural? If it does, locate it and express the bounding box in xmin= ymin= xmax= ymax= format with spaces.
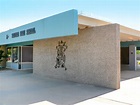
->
xmin=55 ymin=40 xmax=68 ymax=70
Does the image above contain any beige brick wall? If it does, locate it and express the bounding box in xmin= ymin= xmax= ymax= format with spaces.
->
xmin=33 ymin=24 xmax=120 ymax=89
xmin=0 ymin=45 xmax=6 ymax=67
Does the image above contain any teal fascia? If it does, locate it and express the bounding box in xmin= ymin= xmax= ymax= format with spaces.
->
xmin=0 ymin=9 xmax=78 ymax=45
xmin=121 ymin=41 xmax=140 ymax=47
xmin=6 ymin=41 xmax=33 ymax=47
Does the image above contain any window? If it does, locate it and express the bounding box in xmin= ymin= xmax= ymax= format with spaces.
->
xmin=12 ymin=47 xmax=18 ymax=63
xmin=7 ymin=48 xmax=12 ymax=62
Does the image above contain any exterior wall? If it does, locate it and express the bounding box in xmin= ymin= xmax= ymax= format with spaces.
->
xmin=0 ymin=46 xmax=6 ymax=67
xmin=33 ymin=24 xmax=120 ymax=89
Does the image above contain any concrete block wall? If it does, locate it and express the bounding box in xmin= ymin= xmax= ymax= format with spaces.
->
xmin=0 ymin=46 xmax=6 ymax=67
xmin=33 ymin=24 xmax=120 ymax=89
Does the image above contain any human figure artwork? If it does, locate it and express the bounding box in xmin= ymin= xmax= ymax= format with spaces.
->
xmin=55 ymin=40 xmax=68 ymax=70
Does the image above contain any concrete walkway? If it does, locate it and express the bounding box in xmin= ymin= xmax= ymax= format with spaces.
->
xmin=0 ymin=70 xmax=140 ymax=105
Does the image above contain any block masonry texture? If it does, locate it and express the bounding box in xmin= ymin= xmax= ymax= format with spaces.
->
xmin=33 ymin=24 xmax=120 ymax=89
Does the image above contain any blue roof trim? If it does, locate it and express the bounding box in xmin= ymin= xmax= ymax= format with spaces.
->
xmin=0 ymin=9 xmax=78 ymax=45
xmin=121 ymin=41 xmax=140 ymax=47
xmin=6 ymin=41 xmax=33 ymax=47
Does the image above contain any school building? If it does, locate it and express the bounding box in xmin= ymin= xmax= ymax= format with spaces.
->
xmin=0 ymin=9 xmax=140 ymax=89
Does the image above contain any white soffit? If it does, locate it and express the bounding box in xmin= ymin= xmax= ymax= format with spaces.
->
xmin=78 ymin=15 xmax=140 ymax=42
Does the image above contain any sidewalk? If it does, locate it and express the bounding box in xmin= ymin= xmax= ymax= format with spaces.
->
xmin=75 ymin=70 xmax=140 ymax=105
xmin=0 ymin=70 xmax=140 ymax=105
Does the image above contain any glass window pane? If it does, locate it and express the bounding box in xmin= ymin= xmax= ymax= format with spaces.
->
xmin=7 ymin=48 xmax=12 ymax=62
xmin=12 ymin=47 xmax=18 ymax=63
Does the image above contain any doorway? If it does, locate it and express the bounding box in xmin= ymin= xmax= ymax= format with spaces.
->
xmin=6 ymin=46 xmax=33 ymax=70
xmin=121 ymin=47 xmax=129 ymax=70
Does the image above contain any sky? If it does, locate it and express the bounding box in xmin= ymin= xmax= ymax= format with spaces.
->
xmin=0 ymin=0 xmax=140 ymax=32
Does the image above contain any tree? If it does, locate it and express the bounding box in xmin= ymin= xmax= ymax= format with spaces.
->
xmin=0 ymin=50 xmax=7 ymax=68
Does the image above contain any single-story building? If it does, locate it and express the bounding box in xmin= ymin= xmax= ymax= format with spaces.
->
xmin=0 ymin=9 xmax=140 ymax=89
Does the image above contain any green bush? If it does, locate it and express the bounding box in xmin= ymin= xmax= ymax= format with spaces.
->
xmin=0 ymin=50 xmax=7 ymax=64
xmin=137 ymin=50 xmax=140 ymax=54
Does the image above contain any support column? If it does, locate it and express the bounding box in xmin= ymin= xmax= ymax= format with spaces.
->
xmin=129 ymin=45 xmax=136 ymax=70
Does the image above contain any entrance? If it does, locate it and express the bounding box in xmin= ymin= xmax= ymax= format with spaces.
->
xmin=121 ymin=47 xmax=129 ymax=64
xmin=121 ymin=47 xmax=129 ymax=70
xmin=6 ymin=46 xmax=33 ymax=70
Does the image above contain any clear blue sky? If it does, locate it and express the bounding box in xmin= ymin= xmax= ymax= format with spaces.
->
xmin=0 ymin=0 xmax=140 ymax=32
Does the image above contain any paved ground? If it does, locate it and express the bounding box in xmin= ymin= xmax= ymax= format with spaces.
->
xmin=0 ymin=69 xmax=140 ymax=105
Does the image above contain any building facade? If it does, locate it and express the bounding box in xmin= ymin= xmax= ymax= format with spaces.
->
xmin=0 ymin=9 xmax=140 ymax=89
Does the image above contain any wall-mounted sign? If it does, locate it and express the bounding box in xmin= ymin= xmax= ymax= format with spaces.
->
xmin=55 ymin=40 xmax=68 ymax=70
xmin=6 ymin=35 xmax=9 ymax=39
xmin=20 ymin=30 xmax=25 ymax=36
xmin=12 ymin=32 xmax=19 ymax=38
xmin=7 ymin=27 xmax=36 ymax=39
xmin=26 ymin=28 xmax=36 ymax=35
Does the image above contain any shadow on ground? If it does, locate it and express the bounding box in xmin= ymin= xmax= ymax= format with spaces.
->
xmin=0 ymin=70 xmax=113 ymax=105
xmin=121 ymin=70 xmax=140 ymax=81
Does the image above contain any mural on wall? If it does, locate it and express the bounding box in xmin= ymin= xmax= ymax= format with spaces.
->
xmin=55 ymin=40 xmax=68 ymax=70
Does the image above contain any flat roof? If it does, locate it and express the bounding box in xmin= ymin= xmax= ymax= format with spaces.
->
xmin=0 ymin=10 xmax=140 ymax=45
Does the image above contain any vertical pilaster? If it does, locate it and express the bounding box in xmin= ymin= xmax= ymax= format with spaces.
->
xmin=129 ymin=45 xmax=136 ymax=70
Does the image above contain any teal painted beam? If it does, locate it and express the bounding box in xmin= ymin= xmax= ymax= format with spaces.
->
xmin=121 ymin=41 xmax=140 ymax=47
xmin=6 ymin=41 xmax=33 ymax=47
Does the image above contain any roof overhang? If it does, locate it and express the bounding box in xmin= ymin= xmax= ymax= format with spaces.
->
xmin=0 ymin=9 xmax=78 ymax=45
xmin=78 ymin=15 xmax=140 ymax=42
